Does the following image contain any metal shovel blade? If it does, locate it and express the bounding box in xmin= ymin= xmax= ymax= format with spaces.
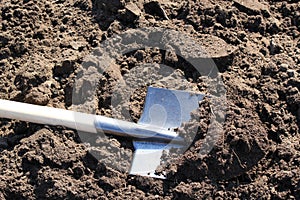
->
xmin=129 ymin=87 xmax=204 ymax=178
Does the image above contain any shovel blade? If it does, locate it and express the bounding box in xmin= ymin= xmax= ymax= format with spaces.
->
xmin=130 ymin=87 xmax=204 ymax=178
xmin=138 ymin=87 xmax=204 ymax=130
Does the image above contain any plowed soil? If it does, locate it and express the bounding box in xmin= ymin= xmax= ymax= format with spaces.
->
xmin=0 ymin=0 xmax=299 ymax=199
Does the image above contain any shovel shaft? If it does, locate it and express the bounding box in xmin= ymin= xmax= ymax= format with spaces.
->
xmin=0 ymin=99 xmax=182 ymax=143
xmin=0 ymin=99 xmax=97 ymax=133
xmin=94 ymin=116 xmax=181 ymax=143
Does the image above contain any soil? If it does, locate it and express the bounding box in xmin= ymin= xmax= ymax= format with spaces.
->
xmin=0 ymin=0 xmax=300 ymax=199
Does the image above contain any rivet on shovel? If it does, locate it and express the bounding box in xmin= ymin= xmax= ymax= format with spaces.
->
xmin=0 ymin=86 xmax=204 ymax=179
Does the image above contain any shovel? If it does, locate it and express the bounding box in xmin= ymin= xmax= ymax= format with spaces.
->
xmin=0 ymin=86 xmax=204 ymax=178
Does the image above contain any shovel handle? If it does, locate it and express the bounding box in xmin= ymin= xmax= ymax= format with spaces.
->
xmin=0 ymin=99 xmax=182 ymax=143
xmin=0 ymin=99 xmax=97 ymax=133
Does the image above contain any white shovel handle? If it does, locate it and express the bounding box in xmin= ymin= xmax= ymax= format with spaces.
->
xmin=0 ymin=99 xmax=97 ymax=133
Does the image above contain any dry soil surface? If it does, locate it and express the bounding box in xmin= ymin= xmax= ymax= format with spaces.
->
xmin=0 ymin=0 xmax=299 ymax=199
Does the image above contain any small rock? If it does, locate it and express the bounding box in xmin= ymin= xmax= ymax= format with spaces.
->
xmin=214 ymin=23 xmax=224 ymax=30
xmin=267 ymin=18 xmax=282 ymax=34
xmin=287 ymin=69 xmax=296 ymax=77
xmin=144 ymin=1 xmax=169 ymax=20
xmin=24 ymin=85 xmax=51 ymax=106
xmin=70 ymin=41 xmax=86 ymax=50
xmin=125 ymin=2 xmax=142 ymax=18
xmin=183 ymin=24 xmax=195 ymax=33
xmin=262 ymin=103 xmax=272 ymax=118
xmin=280 ymin=63 xmax=289 ymax=71
xmin=119 ymin=2 xmax=142 ymax=22
xmin=270 ymin=39 xmax=283 ymax=55
xmin=233 ymin=0 xmax=269 ymax=15
xmin=165 ymin=49 xmax=178 ymax=63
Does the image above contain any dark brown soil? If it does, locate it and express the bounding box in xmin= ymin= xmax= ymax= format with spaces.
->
xmin=0 ymin=0 xmax=299 ymax=199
